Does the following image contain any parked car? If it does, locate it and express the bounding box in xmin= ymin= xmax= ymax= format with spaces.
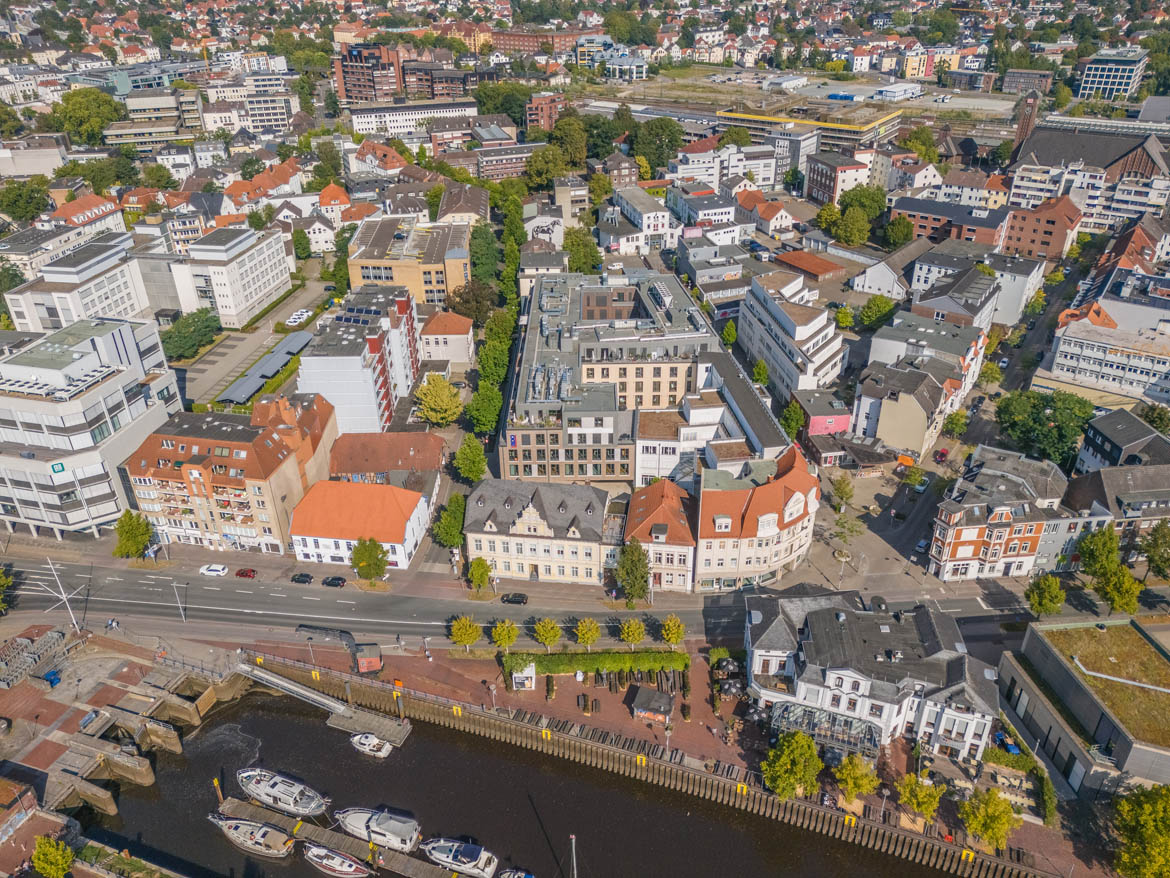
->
xmin=323 ymin=576 xmax=346 ymax=588
xmin=933 ymin=448 xmax=949 ymax=464
xmin=915 ymin=538 xmax=930 ymax=554
xmin=998 ymin=357 xmax=1010 ymax=370
xmin=199 ymin=564 xmax=228 ymax=576
xmin=235 ymin=568 xmax=257 ymax=579
xmin=994 ymin=731 xmax=1021 ymax=755
xmin=973 ymin=395 xmax=986 ymax=408
xmin=290 ymin=573 xmax=313 ymax=584
xmin=323 ymin=284 xmax=336 ymax=292
xmin=914 ymin=475 xmax=931 ymax=494
xmin=501 ymin=593 xmax=529 ymax=605
xmin=452 ymin=381 xmax=467 ymax=389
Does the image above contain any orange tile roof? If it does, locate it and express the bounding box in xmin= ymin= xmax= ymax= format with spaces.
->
xmin=341 ymin=202 xmax=379 ymax=223
xmin=213 ymin=213 xmax=248 ymax=227
xmin=329 ymin=432 xmax=446 ymax=474
xmin=698 ymin=446 xmax=819 ymax=539
xmin=50 ymin=193 xmax=118 ymax=226
xmin=775 ymin=249 xmax=841 ymax=278
xmin=319 ymin=182 xmax=351 ymax=207
xmin=756 ymin=202 xmax=788 ymax=221
xmin=735 ymin=189 xmax=766 ymax=211
xmin=421 ymin=310 xmax=473 ymax=336
xmin=291 ymin=480 xmax=424 ymax=544
xmin=625 ymin=479 xmax=695 ymax=546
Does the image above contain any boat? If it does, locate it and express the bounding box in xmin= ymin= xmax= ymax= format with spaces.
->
xmin=236 ymin=767 xmax=329 ymax=817
xmin=334 ymin=807 xmax=421 ymax=853
xmin=350 ymin=732 xmax=393 ymax=758
xmin=499 ymin=871 xmax=536 ymax=878
xmin=303 ymin=843 xmax=373 ymax=877
xmin=207 ymin=812 xmax=293 ymax=859
xmin=420 ymin=838 xmax=499 ymax=878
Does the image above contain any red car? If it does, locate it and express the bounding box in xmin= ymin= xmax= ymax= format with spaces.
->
xmin=934 ymin=449 xmax=949 ymax=464
xmin=235 ymin=568 xmax=257 ymax=578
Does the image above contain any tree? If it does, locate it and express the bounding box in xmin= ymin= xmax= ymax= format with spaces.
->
xmin=44 ymin=88 xmax=126 ymax=145
xmin=448 ymin=279 xmax=498 ymax=326
xmin=616 ymin=538 xmax=650 ymax=607
xmin=632 ymin=117 xmax=684 ymax=175
xmin=324 ymin=89 xmax=341 ymax=117
xmin=718 ymin=126 xmax=752 ymax=148
xmin=831 ymin=475 xmax=854 ymax=509
xmin=1054 ymin=83 xmax=1073 ymax=109
xmin=836 ymin=306 xmax=854 ymax=329
xmin=1078 ymin=525 xmax=1120 ymax=580
xmin=588 ymin=172 xmax=612 ymax=208
xmin=959 ymin=788 xmax=1022 ymax=852
xmin=899 ymin=125 xmax=939 ymax=164
xmin=815 ymin=202 xmax=841 ymax=231
xmin=479 ymin=339 xmax=511 ymax=387
xmin=902 ymin=465 xmax=926 ymax=489
xmin=721 ymin=319 xmax=737 ymax=347
xmin=784 ymin=167 xmax=804 ymax=194
xmin=751 ymin=359 xmax=769 ymax=385
xmin=635 ymin=155 xmax=652 ymax=181
xmin=1142 ymin=520 xmax=1170 ymax=582
xmin=834 ymin=753 xmax=878 ymax=802
xmin=113 ymin=510 xmax=152 ymax=558
xmin=564 ymin=226 xmax=601 ymax=274
xmin=550 ymin=116 xmax=587 ymax=168
xmin=1096 ymin=564 xmax=1142 ymax=616
xmin=838 ymin=184 xmax=887 ymax=222
xmin=1024 ymin=289 xmax=1046 ymax=316
xmin=0 ymin=177 xmax=49 ymax=222
xmin=416 ymin=374 xmax=462 ymax=427
xmin=426 ymin=184 xmax=445 ymax=221
xmin=454 ymin=433 xmax=488 ymax=482
xmin=761 ymin=731 xmax=823 ymax=799
xmin=0 ymin=102 xmax=25 ymax=139
xmin=32 ymin=836 xmax=74 ymax=878
xmin=525 ymin=144 xmax=570 ymax=188
xmin=834 ymin=205 xmax=871 ymax=246
xmin=292 ymin=229 xmax=312 ymax=260
xmin=0 ymin=565 xmax=11 ymax=614
xmin=995 ymin=390 xmax=1094 ymax=465
xmin=896 ymin=771 xmax=946 ymax=824
xmin=533 ymin=617 xmax=562 ymax=653
xmin=469 ymin=221 xmax=500 ymax=288
xmin=240 ymin=156 xmax=265 ymax=180
xmin=942 ymin=410 xmax=969 ymax=439
xmin=160 ymin=309 xmax=220 ymax=361
xmin=979 ymin=361 xmax=1003 ymax=386
xmin=1140 ymin=403 xmax=1170 ymax=434
xmin=571 ymin=617 xmax=601 ymax=652
xmin=1114 ymin=784 xmax=1170 ymax=878
xmin=1025 ymin=574 xmax=1066 ymax=619
xmin=780 ymin=399 xmax=806 ymax=438
xmin=449 ymin=615 xmax=482 ymax=652
xmin=833 ymin=513 xmax=864 ymax=547
xmin=885 ymin=215 xmax=914 ymax=248
xmin=468 ymin=556 xmax=491 ymax=592
xmin=492 ymin=618 xmax=518 ymax=654
xmin=247 ymin=210 xmax=269 ymax=232
xmin=142 ymin=163 xmax=177 ymax=190
xmin=619 ymin=617 xmax=646 ymax=651
xmin=660 ymin=613 xmax=686 ymax=650
xmin=466 ymin=384 xmax=503 ymax=435
xmin=434 ymin=494 xmax=466 ymax=548
xmin=857 ymin=294 xmax=896 ymax=328
xmin=1045 ymin=268 xmax=1065 ymax=287
xmin=351 ymin=537 xmax=389 ymax=580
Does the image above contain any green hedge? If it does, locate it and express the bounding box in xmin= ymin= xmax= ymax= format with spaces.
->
xmin=981 ymin=746 xmax=1034 ymax=773
xmin=988 ymin=713 xmax=1058 ymax=826
xmin=503 ymin=649 xmax=690 ymax=677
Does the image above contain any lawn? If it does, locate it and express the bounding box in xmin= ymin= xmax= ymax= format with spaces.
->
xmin=1043 ymin=623 xmax=1170 ymax=748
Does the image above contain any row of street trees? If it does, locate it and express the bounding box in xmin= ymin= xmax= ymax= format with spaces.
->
xmin=448 ymin=612 xmax=687 ymax=654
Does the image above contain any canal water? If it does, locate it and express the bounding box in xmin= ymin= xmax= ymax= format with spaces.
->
xmin=86 ymin=694 xmax=945 ymax=878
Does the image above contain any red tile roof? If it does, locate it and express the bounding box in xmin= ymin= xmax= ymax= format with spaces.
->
xmin=319 ymin=182 xmax=350 ymax=207
xmin=421 ymin=310 xmax=473 ymax=336
xmin=698 ymin=446 xmax=819 ymax=539
xmin=329 ymin=431 xmax=446 ymax=474
xmin=291 ymin=480 xmax=424 ymax=544
xmin=625 ymin=479 xmax=695 ymax=546
xmin=50 ymin=193 xmax=118 ymax=226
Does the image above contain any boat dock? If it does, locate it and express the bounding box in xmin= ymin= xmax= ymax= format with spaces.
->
xmin=218 ymin=798 xmax=446 ymax=878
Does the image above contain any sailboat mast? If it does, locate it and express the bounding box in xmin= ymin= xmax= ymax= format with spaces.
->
xmin=570 ymin=834 xmax=577 ymax=878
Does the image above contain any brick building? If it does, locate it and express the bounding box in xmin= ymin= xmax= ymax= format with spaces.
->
xmin=333 ymin=44 xmax=402 ymax=106
xmin=1002 ymin=196 xmax=1082 ymax=263
xmin=525 ymin=92 xmax=567 ymax=131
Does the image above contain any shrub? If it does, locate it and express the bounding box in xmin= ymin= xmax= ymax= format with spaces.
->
xmin=708 ymin=646 xmax=730 ymax=664
xmin=681 ymin=703 xmax=691 ymax=721
xmin=545 ymin=674 xmax=555 ymax=701
xmin=502 ymin=649 xmax=690 ymax=677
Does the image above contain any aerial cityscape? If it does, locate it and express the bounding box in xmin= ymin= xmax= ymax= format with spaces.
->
xmin=3 ymin=0 xmax=1170 ymax=876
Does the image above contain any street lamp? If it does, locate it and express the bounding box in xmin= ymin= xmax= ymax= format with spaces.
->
xmin=488 ymin=683 xmax=497 ymax=710
xmin=878 ymin=786 xmax=890 ymax=822
xmin=423 ymin=637 xmax=432 ymax=662
xmin=306 ymin=637 xmax=315 ymax=665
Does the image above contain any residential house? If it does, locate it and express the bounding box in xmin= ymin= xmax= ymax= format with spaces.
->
xmin=419 ymin=310 xmax=475 ymax=366
xmin=624 ymin=479 xmax=696 ymax=593
xmin=1075 ymin=409 xmax=1170 ymax=473
xmin=291 ymin=479 xmax=429 ymax=570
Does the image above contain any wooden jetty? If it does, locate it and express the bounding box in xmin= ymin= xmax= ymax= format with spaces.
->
xmin=217 ymin=797 xmax=445 ymax=878
xmin=325 ymin=706 xmax=411 ymax=746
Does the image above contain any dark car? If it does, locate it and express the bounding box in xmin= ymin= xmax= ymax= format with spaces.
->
xmin=290 ymin=573 xmax=313 ymax=584
xmin=933 ymin=448 xmax=949 ymax=464
xmin=323 ymin=284 xmax=336 ymax=292
xmin=323 ymin=576 xmax=346 ymax=588
xmin=973 ymin=395 xmax=986 ymax=408
xmin=235 ymin=568 xmax=257 ymax=578
xmin=501 ymin=593 xmax=528 ymax=605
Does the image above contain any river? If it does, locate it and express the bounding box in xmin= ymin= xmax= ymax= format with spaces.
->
xmin=84 ymin=694 xmax=945 ymax=878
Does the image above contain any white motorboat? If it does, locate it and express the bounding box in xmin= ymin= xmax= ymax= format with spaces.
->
xmin=420 ymin=838 xmax=499 ymax=878
xmin=236 ymin=767 xmax=329 ymax=817
xmin=207 ymin=812 xmax=293 ymax=859
xmin=334 ymin=807 xmax=421 ymax=853
xmin=499 ymin=871 xmax=536 ymax=878
xmin=303 ymin=843 xmax=373 ymax=878
xmin=350 ymin=733 xmax=393 ymax=758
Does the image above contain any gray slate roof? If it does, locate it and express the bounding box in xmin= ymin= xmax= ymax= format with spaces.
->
xmin=464 ymin=480 xmax=610 ymax=542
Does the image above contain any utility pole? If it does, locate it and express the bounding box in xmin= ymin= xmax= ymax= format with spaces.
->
xmin=46 ymin=558 xmax=80 ymax=633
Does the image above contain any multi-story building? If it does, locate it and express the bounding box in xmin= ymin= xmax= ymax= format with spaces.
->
xmin=737 ymin=270 xmax=847 ymax=396
xmin=401 ymin=63 xmax=491 ymax=100
xmin=716 ymin=104 xmax=902 ymax=153
xmin=890 ymin=197 xmax=1010 ymax=247
xmin=1078 ymin=48 xmax=1148 ymax=100
xmin=46 ymin=194 xmax=124 ymax=237
xmin=694 ymin=446 xmax=819 ymax=591
xmin=930 ymin=446 xmax=1068 ymax=581
xmin=490 ymin=27 xmax=603 ymax=54
xmin=1063 ymin=463 xmax=1170 ymax=559
xmin=0 ymin=133 xmax=68 ymax=178
xmin=1009 ymin=127 xmax=1170 ymax=233
xmin=463 ymin=480 xmax=616 ymax=585
xmin=762 ymin=124 xmax=821 ymax=177
xmin=0 ymin=319 xmax=181 ymax=539
xmin=870 ymin=312 xmax=986 ymax=404
xmin=122 ymin=394 xmax=336 ymax=554
xmin=1001 ymin=69 xmax=1054 ymax=95
xmin=332 ymin=44 xmax=403 ymax=106
xmin=349 ymin=99 xmax=478 ymax=137
xmin=1002 ymin=196 xmax=1082 ymax=264
xmin=805 ymin=152 xmax=870 ymax=206
xmin=746 ymin=587 xmax=997 ymax=760
xmin=475 ymin=143 xmax=543 ymax=182
xmin=0 ymin=223 xmax=106 ymax=280
xmin=419 ymin=310 xmax=474 ymax=366
xmin=291 ymin=479 xmax=429 ymax=569
xmin=852 ymin=358 xmax=954 ymax=463
xmin=526 ymin=92 xmax=566 ymax=131
xmin=587 ymin=152 xmax=639 ymax=186
xmin=297 ymin=285 xmax=419 ymax=434
xmin=612 ymin=187 xmax=679 ymax=252
xmin=103 ymin=87 xmax=203 ymax=152
xmin=909 ymin=265 xmax=1000 ymax=330
xmin=624 ymin=478 xmax=696 ymax=593
xmin=346 ymin=217 xmax=470 ymax=306
xmin=170 ymin=228 xmax=291 ymax=329
xmin=1074 ymin=408 xmax=1170 ymax=474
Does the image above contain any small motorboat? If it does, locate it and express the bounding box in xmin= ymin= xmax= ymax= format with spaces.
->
xmin=420 ymin=838 xmax=499 ymax=878
xmin=350 ymin=732 xmax=393 ymax=758
xmin=304 ymin=843 xmax=373 ymax=877
xmin=237 ymin=767 xmax=329 ymax=817
xmin=334 ymin=807 xmax=421 ymax=853
xmin=500 ymin=871 xmax=536 ymax=878
xmin=207 ymin=812 xmax=293 ymax=859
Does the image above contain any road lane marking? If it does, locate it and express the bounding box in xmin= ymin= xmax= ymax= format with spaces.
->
xmin=270 ymin=593 xmax=287 ymax=597
xmin=202 ymin=586 xmax=221 ymax=591
xmin=337 ymin=600 xmax=355 ymax=604
xmin=302 ymin=596 xmax=321 ymax=601
xmin=236 ymin=589 xmax=253 ymax=594
xmin=106 ymin=577 xmax=123 ymax=581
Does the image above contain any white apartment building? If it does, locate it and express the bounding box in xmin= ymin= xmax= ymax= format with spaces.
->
xmin=870 ymin=312 xmax=987 ymax=406
xmin=171 ymin=228 xmax=291 ymax=328
xmin=0 ymin=319 xmax=182 ymax=538
xmin=613 ymin=186 xmax=680 ymax=251
xmin=0 ymin=223 xmax=103 ymax=280
xmin=1078 ymin=48 xmax=1148 ymax=99
xmin=746 ymin=590 xmax=997 ymax=760
xmin=738 ymin=270 xmax=847 ymax=395
xmin=666 ymin=144 xmax=780 ymax=189
xmin=291 ymin=480 xmax=428 ymax=569
xmin=1009 ymin=162 xmax=1170 ymax=234
xmin=349 ymin=99 xmax=478 ymax=137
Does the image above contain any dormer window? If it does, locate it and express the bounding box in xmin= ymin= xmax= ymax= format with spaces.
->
xmin=585 ymin=504 xmax=593 ymax=515
xmin=504 ymin=498 xmax=512 ymax=509
xmin=476 ymin=496 xmax=484 ymax=506
xmin=714 ymin=515 xmax=731 ymax=533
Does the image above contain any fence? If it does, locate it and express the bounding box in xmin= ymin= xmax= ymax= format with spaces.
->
xmin=236 ymin=650 xmax=1057 ymax=878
